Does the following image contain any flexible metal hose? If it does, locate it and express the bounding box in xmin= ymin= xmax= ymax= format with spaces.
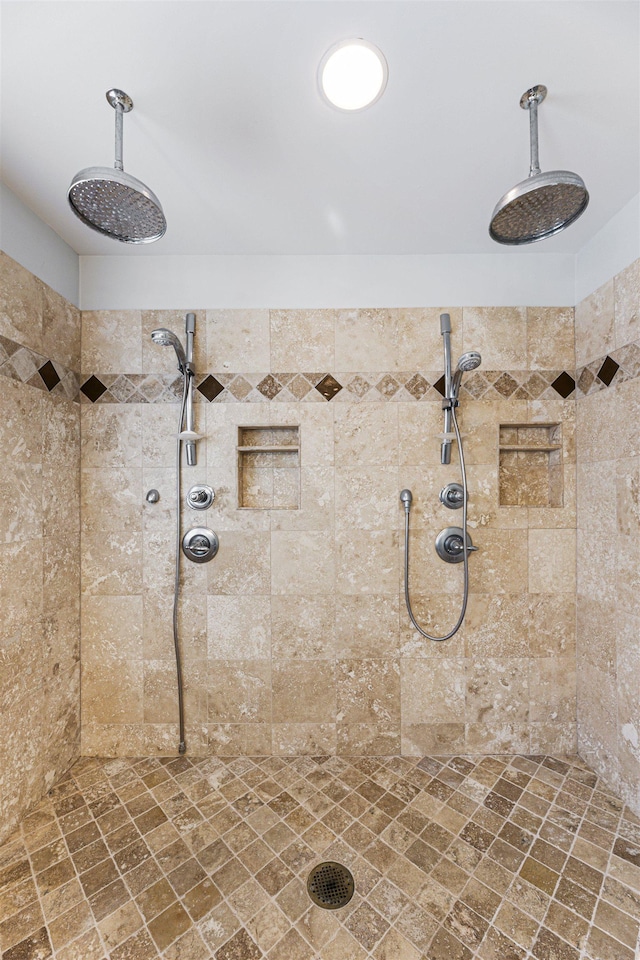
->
xmin=403 ymin=405 xmax=470 ymax=641
xmin=172 ymin=371 xmax=191 ymax=753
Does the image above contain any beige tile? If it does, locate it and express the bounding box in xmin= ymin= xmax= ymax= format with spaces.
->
xmin=530 ymin=722 xmax=577 ymax=754
xmin=272 ymin=660 xmax=335 ymax=723
xmin=272 ymin=723 xmax=337 ymax=756
xmin=270 ymin=466 xmax=334 ymax=533
xmin=576 ymin=387 xmax=617 ymax=463
xmin=336 ymin=595 xmax=399 ymax=658
xmin=473 ymin=530 xmax=529 ymax=594
xmin=337 ymin=659 xmax=400 ymax=724
xmin=82 ymin=659 xmax=143 ymax=724
xmin=401 ymin=723 xmax=465 ymax=755
xmin=526 ymin=307 xmax=574 ymax=370
xmin=206 ymin=661 xmax=271 ymax=723
xmin=207 ymin=596 xmax=271 ymax=659
xmin=337 ymin=722 xmax=400 ymax=755
xmin=271 ymin=596 xmax=335 ymax=659
xmin=271 ymin=531 xmax=335 ymax=595
xmin=465 ymin=721 xmax=530 ymax=753
xmin=614 ymin=258 xmax=640 ymax=348
xmin=0 ymin=377 xmax=44 ymax=464
xmin=334 ymin=403 xmax=398 ymax=465
xmin=205 ymin=309 xmax=269 ymax=372
xmin=42 ymin=284 xmax=81 ymax=372
xmin=0 ymin=538 xmax=44 ymax=633
xmin=397 ymin=308 xmax=463 ymax=370
xmin=335 ymin=466 xmax=398 ymax=530
xmin=399 ymin=593 xmax=468 ymax=659
xmin=529 ymin=658 xmax=576 ymax=723
xmin=575 ymin=278 xmax=615 ymax=366
xmin=81 ymin=596 xmax=143 ymax=662
xmin=398 ymin=404 xmax=448 ymax=467
xmin=464 ymin=594 xmax=530 ymax=658
xmin=466 ymin=658 xmax=529 ymax=724
xmin=81 ymin=468 xmax=142 ymax=596
xmin=81 ymin=310 xmax=142 ymax=374
xmin=81 ymin=405 xmax=142 ymax=469
xmin=577 ymin=460 xmax=625 ymax=537
xmin=271 ymin=309 xmax=335 ymax=370
xmin=0 ymin=252 xmax=44 ymax=353
xmin=462 ymin=307 xmax=527 ymax=369
xmin=401 ymin=659 xmax=465 ymax=723
xmin=616 ymin=378 xmax=640 ymax=459
xmin=207 ymin=531 xmax=271 ymax=595
xmin=335 ymin=309 xmax=399 ymax=371
xmin=577 ymin=531 xmax=617 ymax=604
xmin=528 ymin=529 xmax=576 ymax=594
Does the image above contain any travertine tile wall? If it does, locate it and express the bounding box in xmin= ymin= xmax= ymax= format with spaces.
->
xmin=80 ymin=304 xmax=578 ymax=759
xmin=575 ymin=257 xmax=640 ymax=815
xmin=0 ymin=252 xmax=81 ymax=843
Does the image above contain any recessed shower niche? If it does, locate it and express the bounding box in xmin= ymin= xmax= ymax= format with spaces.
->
xmin=237 ymin=425 xmax=300 ymax=509
xmin=498 ymin=422 xmax=563 ymax=507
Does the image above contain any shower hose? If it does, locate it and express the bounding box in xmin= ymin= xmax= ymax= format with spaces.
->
xmin=403 ymin=404 xmax=471 ymax=641
xmin=172 ymin=370 xmax=191 ymax=754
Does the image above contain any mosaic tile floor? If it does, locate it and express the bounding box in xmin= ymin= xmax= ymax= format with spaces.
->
xmin=1 ymin=754 xmax=640 ymax=960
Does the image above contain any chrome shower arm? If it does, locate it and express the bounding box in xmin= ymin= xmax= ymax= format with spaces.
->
xmin=527 ymin=94 xmax=541 ymax=177
xmin=114 ymin=103 xmax=124 ymax=171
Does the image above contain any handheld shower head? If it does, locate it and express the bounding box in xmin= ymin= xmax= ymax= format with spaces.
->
xmin=451 ymin=351 xmax=482 ymax=398
xmin=151 ymin=328 xmax=187 ymax=373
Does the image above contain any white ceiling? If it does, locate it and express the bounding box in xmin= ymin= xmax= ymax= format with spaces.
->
xmin=2 ymin=0 xmax=639 ymax=257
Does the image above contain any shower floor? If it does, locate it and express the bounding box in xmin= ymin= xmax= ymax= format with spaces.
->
xmin=1 ymin=755 xmax=639 ymax=960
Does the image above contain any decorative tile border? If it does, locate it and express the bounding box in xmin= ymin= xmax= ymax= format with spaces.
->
xmin=79 ymin=369 xmax=577 ymax=404
xmin=2 ymin=325 xmax=636 ymax=406
xmin=0 ymin=333 xmax=79 ymax=401
xmin=575 ymin=340 xmax=640 ymax=399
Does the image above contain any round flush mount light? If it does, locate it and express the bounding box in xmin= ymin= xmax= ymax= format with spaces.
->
xmin=319 ymin=39 xmax=388 ymax=111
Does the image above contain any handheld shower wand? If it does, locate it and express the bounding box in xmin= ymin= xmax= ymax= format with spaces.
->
xmin=184 ymin=313 xmax=197 ymax=467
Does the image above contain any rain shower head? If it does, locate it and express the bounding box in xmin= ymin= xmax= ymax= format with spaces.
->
xmin=489 ymin=85 xmax=589 ymax=245
xmin=68 ymin=89 xmax=167 ymax=244
xmin=151 ymin=328 xmax=187 ymax=372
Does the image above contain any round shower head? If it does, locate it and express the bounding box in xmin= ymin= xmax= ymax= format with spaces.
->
xmin=489 ymin=170 xmax=589 ymax=245
xmin=68 ymin=89 xmax=167 ymax=244
xmin=68 ymin=167 xmax=167 ymax=243
xmin=457 ymin=351 xmax=482 ymax=373
xmin=489 ymin=85 xmax=589 ymax=245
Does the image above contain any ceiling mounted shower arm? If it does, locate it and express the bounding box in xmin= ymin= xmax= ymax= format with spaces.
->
xmin=521 ymin=85 xmax=546 ymax=178
xmin=106 ymin=89 xmax=133 ymax=173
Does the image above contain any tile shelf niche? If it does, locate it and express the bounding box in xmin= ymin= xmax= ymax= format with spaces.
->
xmin=498 ymin=422 xmax=563 ymax=508
xmin=237 ymin=425 xmax=300 ymax=509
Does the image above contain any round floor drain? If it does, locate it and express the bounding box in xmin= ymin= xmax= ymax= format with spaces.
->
xmin=307 ymin=861 xmax=355 ymax=909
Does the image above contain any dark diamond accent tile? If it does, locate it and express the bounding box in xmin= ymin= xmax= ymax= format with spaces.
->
xmin=315 ymin=374 xmax=342 ymax=401
xmin=38 ymin=359 xmax=61 ymax=391
xmin=550 ymin=371 xmax=576 ymax=399
xmin=197 ymin=375 xmax=225 ymax=402
xmin=257 ymin=375 xmax=282 ymax=400
xmin=80 ymin=375 xmax=108 ymax=403
xmin=433 ymin=374 xmax=446 ymax=397
xmin=597 ymin=355 xmax=620 ymax=387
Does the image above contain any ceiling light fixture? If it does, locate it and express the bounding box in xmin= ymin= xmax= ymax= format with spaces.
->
xmin=319 ymin=39 xmax=388 ymax=111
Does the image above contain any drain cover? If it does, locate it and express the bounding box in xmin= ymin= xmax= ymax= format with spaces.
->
xmin=307 ymin=861 xmax=355 ymax=909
